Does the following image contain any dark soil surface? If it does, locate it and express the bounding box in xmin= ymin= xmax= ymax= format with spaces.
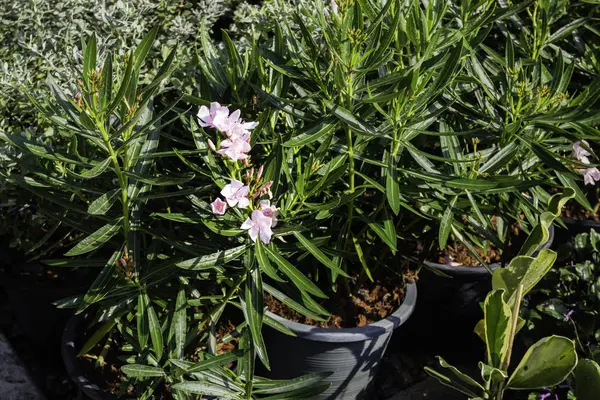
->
xmin=430 ymin=221 xmax=532 ymax=267
xmin=265 ymin=269 xmax=410 ymax=329
xmin=562 ymin=200 xmax=600 ymax=222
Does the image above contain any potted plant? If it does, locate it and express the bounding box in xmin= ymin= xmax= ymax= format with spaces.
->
xmin=3 ymin=28 xmax=334 ymax=400
xmin=425 ymin=209 xmax=580 ymax=399
xmin=160 ymin=0 xmax=485 ymax=397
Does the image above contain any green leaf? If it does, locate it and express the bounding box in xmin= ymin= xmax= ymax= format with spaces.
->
xmin=82 ymin=33 xmax=97 ymax=85
xmin=282 ymin=118 xmax=337 ymax=148
xmin=439 ymin=196 xmax=458 ymax=249
xmin=556 ymin=172 xmax=592 ymax=211
xmin=88 ymin=189 xmax=121 ymax=215
xmin=484 ymin=290 xmax=512 ymax=368
xmin=146 ymin=294 xmax=163 ymax=362
xmin=133 ymin=27 xmax=158 ymax=74
xmin=263 ymin=283 xmax=325 ymax=322
xmin=257 ymin=384 xmax=332 ymax=400
xmin=292 ymin=232 xmax=349 ymax=278
xmin=171 ymin=381 xmax=239 ymax=397
xmin=77 ymin=248 xmax=123 ymax=312
xmin=519 ymin=189 xmax=575 ymax=256
xmin=492 ymin=250 xmax=557 ymax=307
xmin=77 ymin=319 xmax=116 ymax=357
xmin=265 ymin=245 xmax=327 ymax=299
xmin=243 ymin=266 xmax=269 ymax=369
xmin=324 ymin=100 xmax=384 ymax=137
xmin=121 ymin=364 xmax=165 ymax=378
xmin=65 ymin=221 xmax=122 ymax=256
xmin=479 ymin=143 xmax=518 ymax=174
xmin=478 ymin=362 xmax=508 ymax=385
xmin=169 ymin=286 xmax=187 ymax=360
xmin=176 ymin=245 xmax=247 ymax=270
xmin=43 ymin=259 xmax=107 ymax=268
xmin=253 ymin=372 xmax=333 ymax=394
xmin=137 ymin=293 xmax=149 ymax=350
xmin=386 ymin=152 xmax=401 ymax=215
xmin=255 ymin=240 xmax=284 ymax=282
xmin=424 ymin=357 xmax=484 ymax=398
xmin=352 ymin=234 xmax=373 ymax=282
xmin=507 ymin=336 xmax=577 ymax=390
xmin=575 ymin=359 xmax=600 ymax=400
xmin=124 ymin=171 xmax=194 ymax=186
xmin=177 ymin=352 xmax=239 ymax=374
xmin=71 ymin=158 xmax=112 ymax=179
xmin=106 ymin=51 xmax=134 ymax=117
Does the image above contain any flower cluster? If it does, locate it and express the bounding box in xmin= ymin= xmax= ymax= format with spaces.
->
xmin=202 ymin=104 xmax=278 ymax=244
xmin=573 ymin=141 xmax=600 ymax=186
xmin=198 ymin=102 xmax=257 ymax=161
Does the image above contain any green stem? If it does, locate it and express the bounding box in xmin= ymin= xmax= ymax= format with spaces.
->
xmin=98 ymin=123 xmax=130 ymax=245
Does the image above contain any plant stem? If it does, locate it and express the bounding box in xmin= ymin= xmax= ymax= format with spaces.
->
xmin=98 ymin=122 xmax=130 ymax=245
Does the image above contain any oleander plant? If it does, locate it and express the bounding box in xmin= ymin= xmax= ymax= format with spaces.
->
xmin=2 ymin=0 xmax=600 ymax=399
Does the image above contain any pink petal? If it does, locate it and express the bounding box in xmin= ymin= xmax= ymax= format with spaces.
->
xmin=237 ymin=197 xmax=250 ymax=208
xmin=240 ymin=218 xmax=253 ymax=230
xmin=249 ymin=226 xmax=259 ymax=242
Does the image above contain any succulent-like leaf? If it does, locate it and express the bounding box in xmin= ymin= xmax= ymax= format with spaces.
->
xmin=507 ymin=336 xmax=577 ymax=390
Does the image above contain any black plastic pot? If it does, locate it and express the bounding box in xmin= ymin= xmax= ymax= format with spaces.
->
xmin=62 ymin=312 xmax=125 ymax=400
xmin=2 ymin=262 xmax=90 ymax=355
xmin=261 ymin=282 xmax=417 ymax=400
xmin=561 ymin=218 xmax=600 ymax=237
xmin=404 ymin=225 xmax=555 ymax=342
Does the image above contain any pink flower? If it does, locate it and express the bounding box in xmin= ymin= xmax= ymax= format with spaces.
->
xmin=331 ymin=0 xmax=338 ymax=14
xmin=210 ymin=198 xmax=227 ymax=215
xmin=197 ymin=102 xmax=230 ymax=129
xmin=257 ymin=181 xmax=273 ymax=199
xmin=260 ymin=200 xmax=278 ymax=227
xmin=573 ymin=140 xmax=592 ymax=164
xmin=583 ymin=167 xmax=600 ymax=186
xmin=240 ymin=210 xmax=273 ymax=244
xmin=216 ymin=138 xmax=252 ymax=161
xmin=221 ymin=180 xmax=250 ymax=208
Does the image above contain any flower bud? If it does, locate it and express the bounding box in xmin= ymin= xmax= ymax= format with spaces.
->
xmin=257 ymin=164 xmax=264 ymax=180
xmin=207 ymin=139 xmax=217 ymax=152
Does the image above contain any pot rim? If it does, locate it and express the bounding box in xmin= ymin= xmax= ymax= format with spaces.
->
xmin=421 ymin=224 xmax=555 ymax=276
xmin=62 ymin=312 xmax=124 ymax=400
xmin=561 ymin=217 xmax=600 ymax=228
xmin=264 ymin=281 xmax=417 ymax=343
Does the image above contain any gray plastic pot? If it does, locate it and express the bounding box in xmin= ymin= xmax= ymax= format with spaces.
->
xmin=261 ymin=282 xmax=417 ymax=400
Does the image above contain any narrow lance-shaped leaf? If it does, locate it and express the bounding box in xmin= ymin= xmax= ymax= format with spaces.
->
xmin=146 ymin=294 xmax=163 ymax=362
xmin=255 ymin=240 xmax=284 ymax=282
xmin=121 ymin=364 xmax=165 ymax=378
xmin=170 ymin=286 xmax=187 ymax=360
xmin=253 ymin=372 xmax=333 ymax=395
xmin=88 ymin=189 xmax=121 ymax=215
xmin=243 ymin=266 xmax=270 ymax=370
xmin=82 ymin=33 xmax=97 ymax=85
xmin=176 ymin=245 xmax=248 ymax=270
xmin=137 ymin=292 xmax=149 ymax=350
xmin=77 ymin=319 xmax=116 ymax=357
xmin=265 ymin=245 xmax=327 ymax=299
xmin=439 ymin=196 xmax=458 ymax=249
xmin=171 ymin=382 xmax=240 ymax=397
xmin=386 ymin=151 xmax=401 ymax=215
xmin=65 ymin=220 xmax=122 ymax=256
xmin=292 ymin=232 xmax=349 ymax=277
